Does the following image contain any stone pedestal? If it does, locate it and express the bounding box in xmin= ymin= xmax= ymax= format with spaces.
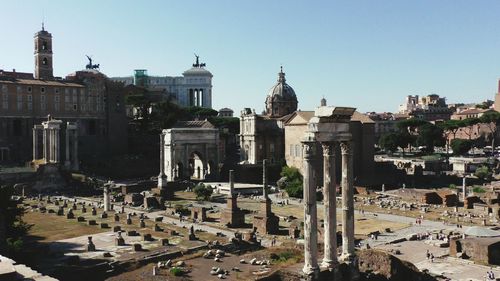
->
xmin=220 ymin=170 xmax=245 ymax=227
xmin=253 ymin=198 xmax=279 ymax=234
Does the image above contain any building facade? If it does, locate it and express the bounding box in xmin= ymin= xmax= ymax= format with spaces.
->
xmin=0 ymin=26 xmax=127 ymax=164
xmin=284 ymin=109 xmax=375 ymax=184
xmin=239 ymin=68 xmax=298 ymax=164
xmin=111 ymin=57 xmax=213 ymax=108
xmin=398 ymin=94 xmax=451 ymax=121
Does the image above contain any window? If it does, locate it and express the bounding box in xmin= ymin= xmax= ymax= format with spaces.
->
xmin=27 ymin=86 xmax=32 ymax=93
xmin=42 ymin=58 xmax=48 ymax=65
xmin=42 ymin=41 xmax=47 ymax=50
xmin=27 ymin=95 xmax=32 ymax=111
xmin=54 ymin=95 xmax=60 ymax=111
xmin=55 ymin=88 xmax=59 ymax=94
xmin=41 ymin=87 xmax=45 ymax=93
xmin=40 ymin=95 xmax=46 ymax=111
xmin=1 ymin=85 xmax=7 ymax=93
xmin=16 ymin=86 xmax=22 ymax=93
xmin=16 ymin=94 xmax=22 ymax=111
xmin=1 ymin=93 xmax=8 ymax=110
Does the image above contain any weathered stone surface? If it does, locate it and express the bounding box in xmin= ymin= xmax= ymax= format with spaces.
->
xmin=357 ymin=249 xmax=433 ymax=281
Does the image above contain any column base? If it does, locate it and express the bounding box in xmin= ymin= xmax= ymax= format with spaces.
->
xmin=321 ymin=259 xmax=338 ymax=269
xmin=158 ymin=174 xmax=168 ymax=188
xmin=340 ymin=254 xmax=360 ymax=281
xmin=302 ymin=264 xmax=319 ymax=279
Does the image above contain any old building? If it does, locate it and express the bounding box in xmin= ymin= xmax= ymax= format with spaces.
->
xmin=398 ymin=94 xmax=451 ymax=121
xmin=112 ymin=56 xmax=213 ymax=108
xmin=239 ymin=67 xmax=297 ymax=164
xmin=284 ymin=108 xmax=375 ymax=183
xmin=0 ymin=26 xmax=127 ymax=164
xmin=450 ymin=237 xmax=500 ymax=265
xmin=159 ymin=120 xmax=220 ymax=182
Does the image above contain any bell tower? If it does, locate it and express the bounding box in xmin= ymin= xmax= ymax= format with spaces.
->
xmin=34 ymin=23 xmax=53 ymax=80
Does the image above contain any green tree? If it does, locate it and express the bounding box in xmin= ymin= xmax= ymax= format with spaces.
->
xmin=208 ymin=117 xmax=240 ymax=134
xmin=457 ymin=118 xmax=480 ymax=140
xmin=396 ymin=119 xmax=425 ymax=153
xmin=193 ymin=183 xmax=213 ymax=201
xmin=0 ymin=184 xmax=30 ymax=256
xmin=439 ymin=120 xmax=461 ymax=156
xmin=479 ymin=111 xmax=500 ymax=150
xmin=280 ymin=166 xmax=303 ymax=198
xmin=186 ymin=106 xmax=219 ymax=119
xmin=474 ymin=166 xmax=492 ymax=181
xmin=416 ymin=123 xmax=445 ymax=153
xmin=450 ymin=139 xmax=473 ymax=155
xmin=379 ymin=133 xmax=399 ymax=153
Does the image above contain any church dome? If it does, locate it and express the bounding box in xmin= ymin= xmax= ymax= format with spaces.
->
xmin=265 ymin=67 xmax=298 ymax=117
xmin=267 ymin=67 xmax=296 ymax=101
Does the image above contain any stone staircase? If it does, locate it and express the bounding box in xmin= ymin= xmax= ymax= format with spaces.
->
xmin=0 ymin=255 xmax=58 ymax=281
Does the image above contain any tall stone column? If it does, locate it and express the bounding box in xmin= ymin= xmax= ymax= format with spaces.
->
xmin=73 ymin=128 xmax=79 ymax=170
xmin=43 ymin=128 xmax=48 ymax=163
xmin=229 ymin=169 xmax=234 ymax=195
xmin=32 ymin=128 xmax=38 ymax=161
xmin=65 ymin=127 xmax=71 ymax=168
xmin=103 ymin=185 xmax=110 ymax=212
xmin=302 ymin=139 xmax=319 ymax=277
xmin=340 ymin=141 xmax=358 ymax=277
xmin=49 ymin=129 xmax=54 ymax=162
xmin=462 ymin=176 xmax=466 ymax=202
xmin=158 ymin=132 xmax=167 ymax=188
xmin=262 ymin=159 xmax=268 ymax=198
xmin=321 ymin=141 xmax=338 ymax=269
xmin=55 ymin=128 xmax=60 ymax=163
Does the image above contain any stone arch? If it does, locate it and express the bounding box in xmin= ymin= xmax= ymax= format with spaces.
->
xmin=189 ymin=151 xmax=205 ymax=180
xmin=175 ymin=162 xmax=184 ymax=180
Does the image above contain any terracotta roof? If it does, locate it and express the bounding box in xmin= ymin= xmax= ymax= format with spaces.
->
xmin=455 ymin=108 xmax=490 ymax=115
xmin=173 ymin=120 xmax=215 ymax=128
xmin=352 ymin=111 xmax=375 ymax=123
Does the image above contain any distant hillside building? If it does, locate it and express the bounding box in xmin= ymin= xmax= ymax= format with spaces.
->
xmin=111 ymin=56 xmax=213 ymax=108
xmin=0 ymin=26 xmax=127 ymax=164
xmin=218 ymin=108 xmax=234 ymax=117
xmin=398 ymin=94 xmax=451 ymax=121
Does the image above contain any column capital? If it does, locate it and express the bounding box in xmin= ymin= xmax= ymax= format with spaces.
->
xmin=340 ymin=141 xmax=352 ymax=155
xmin=301 ymin=141 xmax=315 ymax=160
xmin=321 ymin=141 xmax=336 ymax=157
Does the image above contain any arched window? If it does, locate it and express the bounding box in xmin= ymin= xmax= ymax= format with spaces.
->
xmin=42 ymin=58 xmax=48 ymax=65
xmin=42 ymin=41 xmax=47 ymax=50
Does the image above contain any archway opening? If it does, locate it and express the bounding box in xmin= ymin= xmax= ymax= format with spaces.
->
xmin=176 ymin=162 xmax=184 ymax=180
xmin=189 ymin=152 xmax=204 ymax=180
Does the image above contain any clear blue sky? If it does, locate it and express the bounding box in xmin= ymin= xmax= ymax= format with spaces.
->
xmin=2 ymin=0 xmax=500 ymax=113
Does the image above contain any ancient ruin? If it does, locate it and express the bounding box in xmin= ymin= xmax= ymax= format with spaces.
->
xmin=253 ymin=159 xmax=279 ymax=234
xmin=301 ymin=106 xmax=358 ymax=278
xmin=220 ymin=170 xmax=245 ymax=227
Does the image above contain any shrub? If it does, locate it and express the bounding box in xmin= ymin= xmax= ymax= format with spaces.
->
xmin=474 ymin=166 xmax=492 ymax=181
xmin=193 ymin=183 xmax=213 ymax=201
xmin=472 ymin=186 xmax=486 ymax=193
xmin=280 ymin=166 xmax=303 ymax=198
xmin=170 ymin=267 xmax=184 ymax=276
